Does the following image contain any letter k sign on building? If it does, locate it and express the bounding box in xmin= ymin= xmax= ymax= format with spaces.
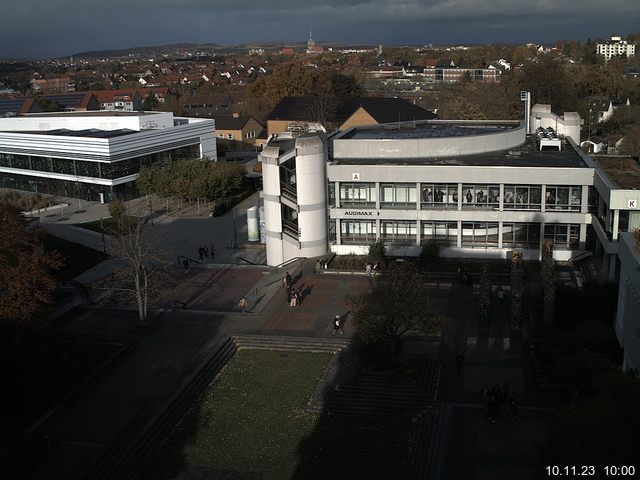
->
xmin=629 ymin=199 xmax=638 ymax=209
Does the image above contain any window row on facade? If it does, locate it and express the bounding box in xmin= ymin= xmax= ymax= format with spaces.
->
xmin=0 ymin=145 xmax=199 ymax=180
xmin=332 ymin=182 xmax=584 ymax=212
xmin=335 ymin=219 xmax=580 ymax=250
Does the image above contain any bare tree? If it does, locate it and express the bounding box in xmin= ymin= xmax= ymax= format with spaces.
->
xmin=351 ymin=263 xmax=447 ymax=359
xmin=103 ymin=216 xmax=168 ymax=326
xmin=304 ymin=95 xmax=339 ymax=129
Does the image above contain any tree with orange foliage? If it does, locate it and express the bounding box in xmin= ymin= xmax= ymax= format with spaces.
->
xmin=0 ymin=203 xmax=61 ymax=323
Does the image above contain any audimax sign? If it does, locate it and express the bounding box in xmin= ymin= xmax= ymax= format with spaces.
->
xmin=344 ymin=211 xmax=379 ymax=216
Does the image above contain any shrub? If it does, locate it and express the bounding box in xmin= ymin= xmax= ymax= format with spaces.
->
xmin=367 ymin=240 xmax=386 ymax=267
xmin=419 ymin=241 xmax=440 ymax=270
xmin=108 ymin=198 xmax=127 ymax=219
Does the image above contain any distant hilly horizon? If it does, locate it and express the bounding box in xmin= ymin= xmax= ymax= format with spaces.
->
xmin=67 ymin=39 xmax=529 ymax=60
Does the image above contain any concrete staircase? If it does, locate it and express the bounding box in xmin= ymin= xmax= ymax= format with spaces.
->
xmin=232 ymin=334 xmax=349 ymax=353
xmin=325 ymin=355 xmax=439 ymax=417
xmin=82 ymin=337 xmax=238 ymax=480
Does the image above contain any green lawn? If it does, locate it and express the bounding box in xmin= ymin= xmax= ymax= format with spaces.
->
xmin=76 ymin=215 xmax=138 ymax=234
xmin=41 ymin=234 xmax=108 ymax=282
xmin=142 ymin=349 xmax=412 ymax=480
xmin=142 ymin=349 xmax=333 ymax=480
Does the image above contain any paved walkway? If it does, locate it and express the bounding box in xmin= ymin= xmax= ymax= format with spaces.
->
xmin=9 ymin=257 xmax=564 ymax=480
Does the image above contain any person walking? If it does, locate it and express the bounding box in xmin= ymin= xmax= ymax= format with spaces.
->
xmin=203 ymin=246 xmax=209 ymax=260
xmin=332 ymin=315 xmax=343 ymax=335
xmin=239 ymin=296 xmax=248 ymax=313
xmin=198 ymin=246 xmax=204 ymax=261
xmin=366 ymin=263 xmax=372 ymax=277
xmin=455 ymin=352 xmax=465 ymax=376
xmin=290 ymin=289 xmax=298 ymax=307
xmin=211 ymin=244 xmax=215 ymax=261
xmin=509 ymin=393 xmax=519 ymax=419
xmin=284 ymin=272 xmax=292 ymax=289
xmin=183 ymin=258 xmax=190 ymax=274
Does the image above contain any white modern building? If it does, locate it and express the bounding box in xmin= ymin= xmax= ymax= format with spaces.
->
xmin=596 ymin=36 xmax=636 ymax=62
xmin=260 ymin=115 xmax=596 ymax=267
xmin=615 ymin=232 xmax=640 ymax=373
xmin=0 ymin=111 xmax=216 ymax=202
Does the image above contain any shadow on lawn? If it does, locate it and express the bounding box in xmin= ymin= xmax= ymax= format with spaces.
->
xmin=291 ymin=343 xmax=413 ymax=480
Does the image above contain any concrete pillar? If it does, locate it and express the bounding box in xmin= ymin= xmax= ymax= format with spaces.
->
xmin=416 ymin=182 xmax=421 ymax=211
xmin=336 ymin=218 xmax=341 ymax=245
xmin=457 ymin=184 xmax=463 ymax=211
xmin=579 ymin=223 xmax=587 ymax=250
xmin=335 ymin=181 xmax=340 ymax=208
xmin=456 ymin=220 xmax=462 ymax=248
xmin=581 ymin=185 xmax=589 ymax=214
xmin=613 ymin=209 xmax=620 ymax=241
xmin=261 ymin=146 xmax=284 ymax=267
xmin=498 ymin=222 xmax=503 ymax=249
xmin=499 ymin=184 xmax=504 ymax=211
xmin=375 ymin=182 xmax=380 ymax=210
xmin=541 ymin=185 xmax=547 ymax=212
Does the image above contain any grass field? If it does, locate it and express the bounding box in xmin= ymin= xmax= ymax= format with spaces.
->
xmin=141 ymin=349 xmax=412 ymax=480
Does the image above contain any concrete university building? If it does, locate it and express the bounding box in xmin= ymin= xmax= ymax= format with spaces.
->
xmin=0 ymin=111 xmax=216 ymax=202
xmin=260 ymin=108 xmax=597 ymax=267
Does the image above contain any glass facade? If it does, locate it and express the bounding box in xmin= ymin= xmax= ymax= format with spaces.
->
xmin=0 ymin=145 xmax=200 ymax=201
xmin=341 ymin=220 xmax=377 ymax=244
xmin=421 ymin=221 xmax=458 ymax=246
xmin=544 ymin=224 xmax=580 ymax=249
xmin=421 ymin=183 xmax=457 ymax=209
xmin=340 ymin=183 xmax=376 ymax=208
xmin=461 ymin=222 xmax=499 ymax=247
xmin=0 ymin=145 xmax=198 ymax=180
xmin=380 ymin=220 xmax=416 ymax=245
xmin=502 ymin=223 xmax=541 ymax=249
xmin=462 ymin=184 xmax=499 ymax=209
xmin=545 ymin=186 xmax=582 ymax=211
xmin=503 ymin=185 xmax=542 ymax=210
xmin=380 ymin=183 xmax=416 ymax=209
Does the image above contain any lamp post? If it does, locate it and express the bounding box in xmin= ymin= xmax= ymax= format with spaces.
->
xmin=588 ymin=108 xmax=592 ymax=142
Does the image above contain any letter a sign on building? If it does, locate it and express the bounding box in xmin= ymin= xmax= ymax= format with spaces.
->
xmin=352 ymin=173 xmax=360 ymax=181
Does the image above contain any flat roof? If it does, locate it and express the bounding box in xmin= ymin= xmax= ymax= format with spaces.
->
xmin=595 ymin=156 xmax=640 ymax=190
xmin=18 ymin=111 xmax=157 ymax=118
xmin=340 ymin=121 xmax=519 ymax=140
xmin=331 ymin=136 xmax=588 ymax=168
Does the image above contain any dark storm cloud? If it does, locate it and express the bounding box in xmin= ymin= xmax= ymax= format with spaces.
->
xmin=0 ymin=0 xmax=638 ymax=58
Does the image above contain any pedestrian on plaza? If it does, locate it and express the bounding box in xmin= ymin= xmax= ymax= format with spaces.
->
xmin=487 ymin=394 xmax=497 ymax=423
xmin=204 ymin=246 xmax=209 ymax=260
xmin=332 ymin=315 xmax=343 ymax=335
xmin=198 ymin=246 xmax=204 ymax=261
xmin=455 ymin=352 xmax=465 ymax=376
xmin=509 ymin=393 xmax=519 ymax=419
xmin=285 ymin=271 xmax=292 ymax=288
xmin=183 ymin=258 xmax=190 ymax=274
xmin=211 ymin=244 xmax=215 ymax=261
xmin=290 ymin=289 xmax=298 ymax=307
xmin=239 ymin=296 xmax=248 ymax=313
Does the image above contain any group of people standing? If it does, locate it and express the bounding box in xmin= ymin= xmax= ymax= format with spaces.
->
xmin=483 ymin=383 xmax=519 ymax=423
xmin=283 ymin=271 xmax=303 ymax=307
xmin=198 ymin=244 xmax=214 ymax=262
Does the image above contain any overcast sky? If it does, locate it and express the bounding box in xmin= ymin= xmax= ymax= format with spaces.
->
xmin=0 ymin=0 xmax=638 ymax=59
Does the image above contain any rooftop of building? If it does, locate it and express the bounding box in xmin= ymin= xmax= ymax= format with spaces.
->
xmin=339 ymin=120 xmax=518 ymax=140
xmin=594 ymin=156 xmax=640 ymax=190
xmin=14 ymin=128 xmax=138 ymax=139
xmin=331 ymin=134 xmax=588 ymax=169
xmin=14 ymin=110 xmax=157 ymax=118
